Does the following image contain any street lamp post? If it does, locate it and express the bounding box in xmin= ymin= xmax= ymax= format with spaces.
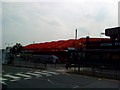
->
xmin=75 ymin=29 xmax=80 ymax=71
xmin=75 ymin=29 xmax=77 ymax=40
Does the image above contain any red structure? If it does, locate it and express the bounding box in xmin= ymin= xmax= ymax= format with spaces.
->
xmin=23 ymin=38 xmax=109 ymax=51
xmin=23 ymin=38 xmax=109 ymax=63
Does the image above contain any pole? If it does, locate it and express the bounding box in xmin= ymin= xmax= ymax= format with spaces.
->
xmin=75 ymin=29 xmax=77 ymax=40
xmin=75 ymin=29 xmax=80 ymax=71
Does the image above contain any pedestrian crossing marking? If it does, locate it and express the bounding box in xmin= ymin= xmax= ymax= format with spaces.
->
xmin=0 ymin=81 xmax=6 ymax=84
xmin=15 ymin=73 xmax=32 ymax=78
xmin=10 ymin=79 xmax=19 ymax=82
xmin=4 ymin=74 xmax=21 ymax=79
xmin=24 ymin=77 xmax=32 ymax=80
xmin=0 ymin=77 xmax=7 ymax=81
xmin=34 ymin=71 xmax=52 ymax=76
xmin=2 ymin=70 xmax=61 ymax=83
xmin=48 ymin=79 xmax=54 ymax=84
xmin=42 ymin=71 xmax=59 ymax=75
xmin=26 ymin=72 xmax=42 ymax=77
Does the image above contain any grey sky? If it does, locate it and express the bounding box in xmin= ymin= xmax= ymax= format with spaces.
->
xmin=1 ymin=0 xmax=119 ymax=49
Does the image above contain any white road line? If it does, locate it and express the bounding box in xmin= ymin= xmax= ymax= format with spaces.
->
xmin=34 ymin=71 xmax=52 ymax=76
xmin=42 ymin=71 xmax=59 ymax=75
xmin=98 ymin=78 xmax=102 ymax=80
xmin=0 ymin=77 xmax=8 ymax=81
xmin=26 ymin=72 xmax=42 ymax=77
xmin=15 ymin=73 xmax=32 ymax=78
xmin=4 ymin=74 xmax=21 ymax=79
xmin=73 ymin=86 xmax=80 ymax=88
xmin=48 ymin=79 xmax=54 ymax=84
xmin=24 ymin=78 xmax=32 ymax=80
xmin=0 ymin=81 xmax=6 ymax=84
xmin=10 ymin=79 xmax=19 ymax=82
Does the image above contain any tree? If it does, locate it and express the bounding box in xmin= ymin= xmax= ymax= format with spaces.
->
xmin=10 ymin=43 xmax=23 ymax=55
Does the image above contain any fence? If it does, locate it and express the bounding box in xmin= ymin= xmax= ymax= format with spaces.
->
xmin=3 ymin=55 xmax=65 ymax=70
xmin=67 ymin=64 xmax=120 ymax=81
xmin=2 ymin=55 xmax=120 ymax=81
xmin=5 ymin=55 xmax=48 ymax=69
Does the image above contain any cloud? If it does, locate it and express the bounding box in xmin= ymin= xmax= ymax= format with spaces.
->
xmin=2 ymin=1 xmax=119 ymax=48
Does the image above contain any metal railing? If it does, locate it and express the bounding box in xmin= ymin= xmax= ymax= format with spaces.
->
xmin=5 ymin=56 xmax=47 ymax=69
xmin=68 ymin=64 xmax=120 ymax=81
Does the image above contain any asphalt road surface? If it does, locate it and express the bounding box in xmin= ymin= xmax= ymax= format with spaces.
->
xmin=1 ymin=65 xmax=120 ymax=89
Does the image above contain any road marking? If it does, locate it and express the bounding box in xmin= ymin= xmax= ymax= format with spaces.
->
xmin=42 ymin=71 xmax=59 ymax=75
xmin=62 ymin=73 xmax=70 ymax=75
xmin=24 ymin=77 xmax=32 ymax=80
xmin=98 ymin=78 xmax=102 ymax=80
xmin=15 ymin=73 xmax=32 ymax=78
xmin=0 ymin=77 xmax=8 ymax=81
xmin=0 ymin=81 xmax=6 ymax=84
xmin=2 ymin=70 xmax=60 ymax=83
xmin=10 ymin=79 xmax=19 ymax=82
xmin=73 ymin=85 xmax=80 ymax=88
xmin=4 ymin=74 xmax=21 ymax=79
xmin=26 ymin=72 xmax=42 ymax=77
xmin=56 ymin=70 xmax=66 ymax=72
xmin=48 ymin=79 xmax=54 ymax=84
xmin=34 ymin=71 xmax=52 ymax=76
xmin=15 ymin=73 xmax=32 ymax=80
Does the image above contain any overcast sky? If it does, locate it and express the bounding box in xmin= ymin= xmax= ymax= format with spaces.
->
xmin=1 ymin=0 xmax=119 ymax=49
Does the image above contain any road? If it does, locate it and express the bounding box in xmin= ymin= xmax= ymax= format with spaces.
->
xmin=1 ymin=65 xmax=120 ymax=89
